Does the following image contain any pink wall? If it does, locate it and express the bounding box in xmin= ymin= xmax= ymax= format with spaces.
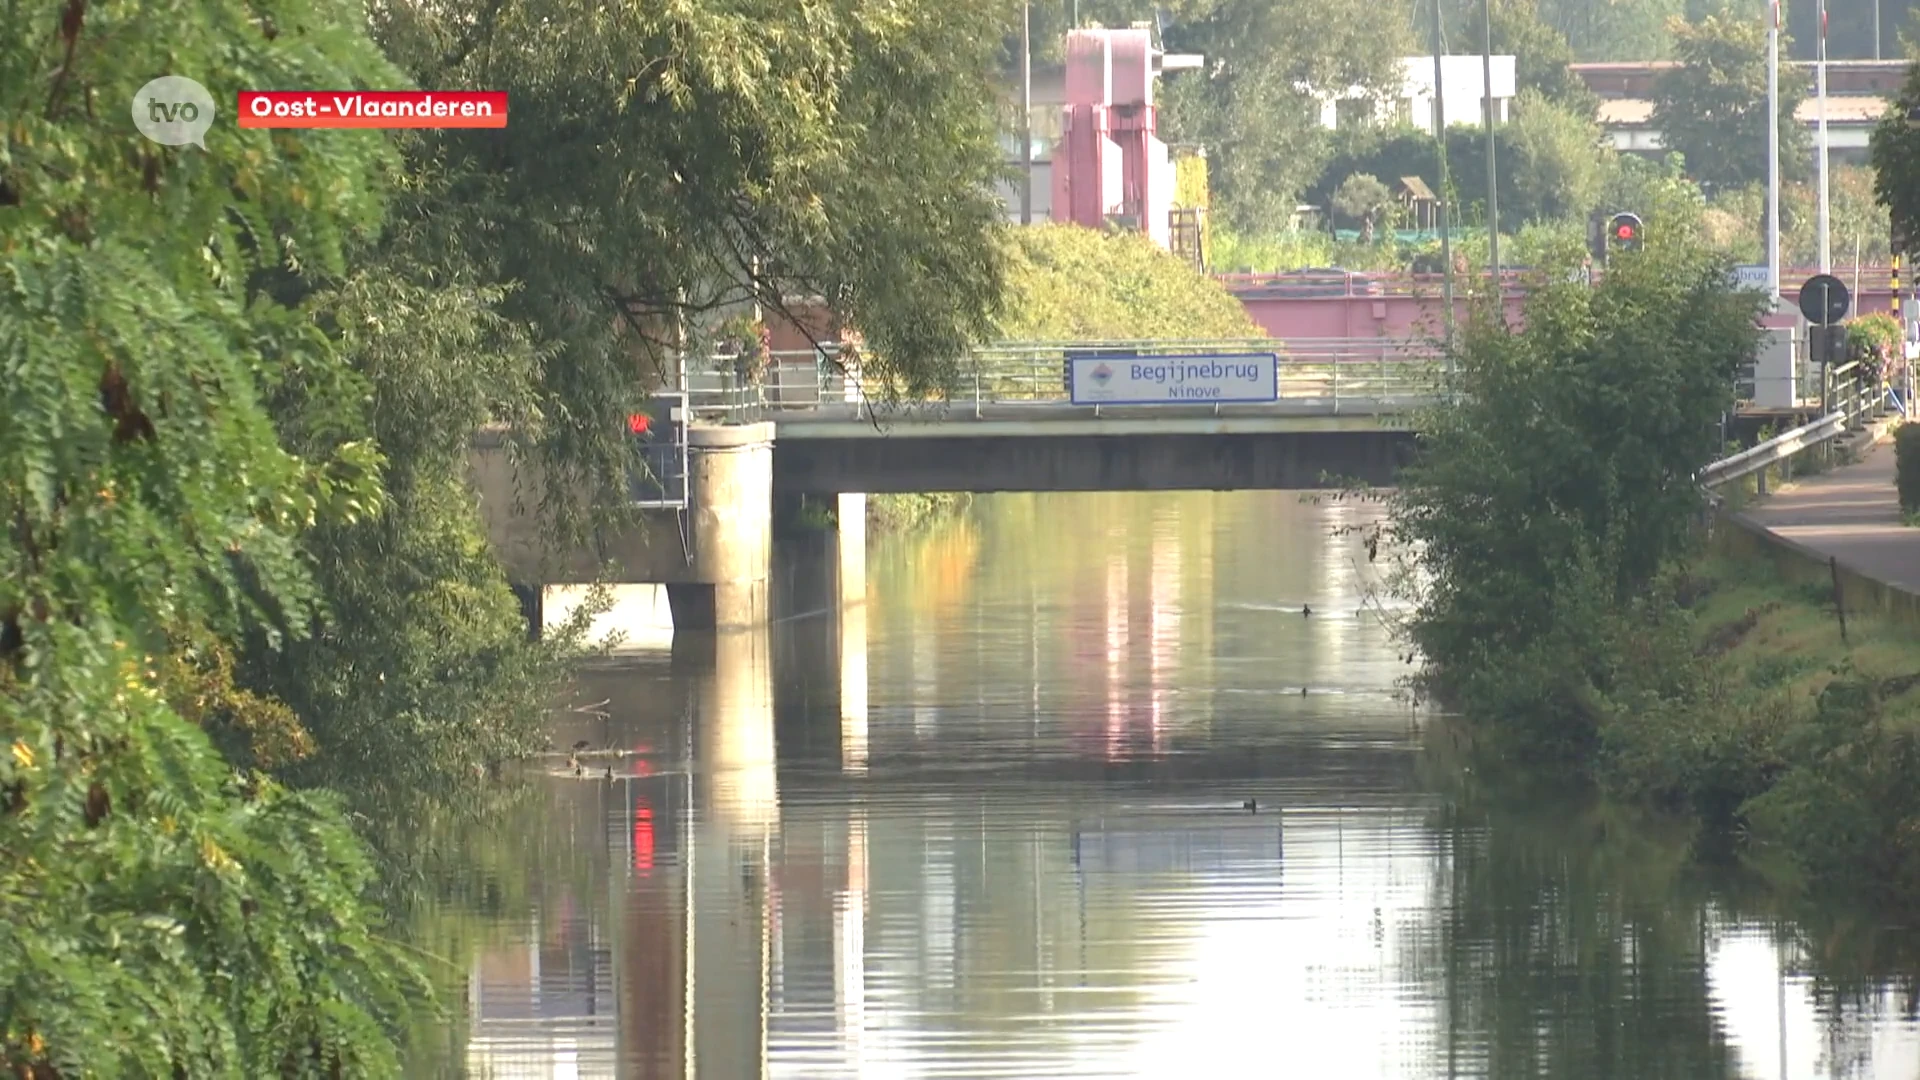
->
xmin=1236 ymin=284 xmax=1902 ymax=341
xmin=1237 ymin=292 xmax=1529 ymax=340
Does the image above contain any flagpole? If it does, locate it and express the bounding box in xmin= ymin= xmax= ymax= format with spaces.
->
xmin=1818 ymin=0 xmax=1832 ymax=274
xmin=1767 ymin=0 xmax=1781 ymax=303
xmin=1482 ymin=0 xmax=1499 ymax=281
xmin=1431 ymin=0 xmax=1455 ymax=353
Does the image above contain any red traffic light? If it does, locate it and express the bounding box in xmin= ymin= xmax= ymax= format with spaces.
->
xmin=1614 ymin=223 xmax=1635 ymax=241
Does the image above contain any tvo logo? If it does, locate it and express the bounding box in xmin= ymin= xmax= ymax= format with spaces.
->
xmin=132 ymin=76 xmax=216 ymax=150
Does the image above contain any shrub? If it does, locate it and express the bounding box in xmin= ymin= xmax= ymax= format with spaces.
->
xmin=1381 ymin=234 xmax=1764 ymax=745
xmin=1896 ymin=423 xmax=1920 ymax=513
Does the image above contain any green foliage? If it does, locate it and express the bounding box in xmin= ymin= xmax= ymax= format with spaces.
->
xmin=1211 ymin=228 xmax=1413 ymax=273
xmin=1598 ymin=668 xmax=1794 ymax=823
xmin=1653 ymin=13 xmax=1811 ymax=192
xmin=238 ymin=267 xmax=576 ymax=791
xmin=375 ymin=0 xmax=1020 ymax=538
xmin=0 ymin=0 xmax=434 ymax=1069
xmin=1383 ymin=233 xmax=1763 ymax=747
xmin=1743 ymin=677 xmax=1920 ymax=905
xmin=1896 ymin=423 xmax=1920 ymax=513
xmin=997 ymin=225 xmax=1260 ymax=339
xmin=1850 ymin=312 xmax=1902 ymax=388
xmin=1538 ymin=0 xmax=1684 ymax=60
xmin=1173 ymin=153 xmax=1211 ymax=210
xmin=1502 ymin=91 xmax=1615 ymax=222
xmin=1511 ymin=219 xmax=1591 ymax=272
xmin=1873 ymin=62 xmax=1920 ymax=251
xmin=1475 ymin=0 xmax=1601 ymax=113
xmin=1331 ymin=173 xmax=1394 ymax=238
xmin=1311 ymin=104 xmax=1616 ymax=235
xmin=1158 ymin=0 xmax=1414 ymax=231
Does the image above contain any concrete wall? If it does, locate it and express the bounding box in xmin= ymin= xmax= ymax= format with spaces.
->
xmin=1236 ymin=285 xmax=1903 ymax=341
xmin=772 ymin=430 xmax=1417 ymax=494
xmin=1716 ymin=511 xmax=1920 ymax=632
xmin=469 ymin=423 xmax=775 ymax=629
xmin=1236 ymin=292 xmax=1529 ymax=338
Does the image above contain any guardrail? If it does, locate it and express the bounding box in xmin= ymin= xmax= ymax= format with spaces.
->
xmin=1699 ymin=360 xmax=1881 ymax=489
xmin=681 ymin=338 xmax=1451 ymax=422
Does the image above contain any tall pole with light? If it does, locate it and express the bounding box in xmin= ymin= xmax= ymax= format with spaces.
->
xmin=1020 ymin=2 xmax=1033 ymax=225
xmin=1817 ymin=0 xmax=1832 ymax=273
xmin=1767 ymin=0 xmax=1781 ymax=303
xmin=1431 ymin=0 xmax=1455 ymax=354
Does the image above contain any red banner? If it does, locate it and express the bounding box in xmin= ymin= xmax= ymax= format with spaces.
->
xmin=237 ymin=91 xmax=507 ymax=129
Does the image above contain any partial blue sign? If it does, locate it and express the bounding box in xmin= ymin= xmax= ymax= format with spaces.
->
xmin=1068 ymin=352 xmax=1279 ymax=405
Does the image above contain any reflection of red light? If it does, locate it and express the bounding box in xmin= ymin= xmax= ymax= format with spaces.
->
xmin=633 ymin=803 xmax=654 ymax=873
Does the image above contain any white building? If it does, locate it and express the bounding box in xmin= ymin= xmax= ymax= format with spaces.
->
xmin=1314 ymin=55 xmax=1517 ymax=132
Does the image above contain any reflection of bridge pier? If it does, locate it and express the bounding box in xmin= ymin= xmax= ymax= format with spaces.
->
xmin=685 ymin=625 xmax=779 ymax=1079
xmin=770 ymin=499 xmax=868 ymax=769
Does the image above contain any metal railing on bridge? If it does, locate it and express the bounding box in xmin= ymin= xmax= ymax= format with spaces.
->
xmin=679 ymin=337 xmax=1451 ymax=424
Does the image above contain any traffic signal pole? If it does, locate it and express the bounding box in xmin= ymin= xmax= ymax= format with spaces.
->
xmin=1430 ymin=0 xmax=1456 ymax=358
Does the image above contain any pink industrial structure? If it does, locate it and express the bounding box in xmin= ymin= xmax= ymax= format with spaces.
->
xmin=1051 ymin=28 xmax=1176 ymax=249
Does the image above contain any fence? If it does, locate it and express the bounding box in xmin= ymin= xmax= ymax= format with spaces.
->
xmin=1213 ymin=266 xmax=1909 ymax=302
xmin=680 ymin=337 xmax=1452 ymax=422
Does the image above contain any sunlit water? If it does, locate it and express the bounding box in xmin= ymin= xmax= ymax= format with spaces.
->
xmin=436 ymin=491 xmax=1920 ymax=1079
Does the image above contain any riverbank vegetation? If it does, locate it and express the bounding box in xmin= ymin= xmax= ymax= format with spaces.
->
xmin=997 ymin=224 xmax=1259 ymax=341
xmin=3 ymin=0 xmax=1022 ymax=1068
xmin=1374 ymin=189 xmax=1920 ymax=908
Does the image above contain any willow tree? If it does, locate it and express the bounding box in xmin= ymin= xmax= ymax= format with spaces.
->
xmin=369 ymin=0 xmax=1022 ymax=540
xmin=0 ymin=0 xmax=429 ymax=1071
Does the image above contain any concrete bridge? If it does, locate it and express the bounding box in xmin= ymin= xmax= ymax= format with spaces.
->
xmin=469 ymin=338 xmax=1440 ymax=631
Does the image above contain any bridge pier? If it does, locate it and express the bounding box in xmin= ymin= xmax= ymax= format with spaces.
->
xmin=470 ymin=421 xmax=778 ymax=635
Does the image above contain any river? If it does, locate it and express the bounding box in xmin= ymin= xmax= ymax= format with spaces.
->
xmin=428 ymin=491 xmax=1920 ymax=1079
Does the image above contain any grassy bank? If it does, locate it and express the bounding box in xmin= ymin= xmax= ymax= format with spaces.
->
xmin=867 ymin=492 xmax=974 ymax=534
xmin=1585 ymin=536 xmax=1920 ymax=906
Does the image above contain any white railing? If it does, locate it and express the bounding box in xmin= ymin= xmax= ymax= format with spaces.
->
xmin=681 ymin=337 xmax=1450 ymax=422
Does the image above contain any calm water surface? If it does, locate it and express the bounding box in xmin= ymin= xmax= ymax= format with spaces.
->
xmin=440 ymin=492 xmax=1920 ymax=1079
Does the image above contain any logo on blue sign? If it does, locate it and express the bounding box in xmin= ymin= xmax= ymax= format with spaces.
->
xmin=1090 ymin=363 xmax=1113 ymax=385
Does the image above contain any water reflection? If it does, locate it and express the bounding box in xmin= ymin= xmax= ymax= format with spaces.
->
xmin=438 ymin=491 xmax=1920 ymax=1079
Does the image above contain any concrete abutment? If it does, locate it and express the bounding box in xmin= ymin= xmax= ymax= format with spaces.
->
xmin=471 ymin=423 xmax=868 ymax=635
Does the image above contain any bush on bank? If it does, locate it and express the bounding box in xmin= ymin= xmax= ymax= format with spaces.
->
xmin=1895 ymin=423 xmax=1920 ymax=513
xmin=1382 ymin=215 xmax=1920 ymax=904
xmin=1382 ymin=228 xmax=1763 ymax=754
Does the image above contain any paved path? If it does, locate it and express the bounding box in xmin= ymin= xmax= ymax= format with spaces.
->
xmin=1735 ymin=436 xmax=1920 ymax=594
